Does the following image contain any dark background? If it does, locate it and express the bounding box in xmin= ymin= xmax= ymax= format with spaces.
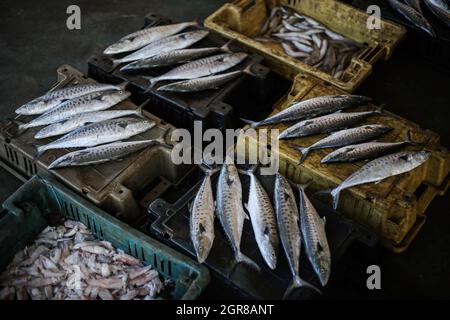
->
xmin=0 ymin=0 xmax=449 ymax=299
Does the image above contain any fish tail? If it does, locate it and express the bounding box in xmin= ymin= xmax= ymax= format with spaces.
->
xmin=117 ymin=81 xmax=129 ymax=90
xmin=374 ymin=104 xmax=385 ymax=114
xmin=220 ymin=39 xmax=233 ymax=52
xmin=234 ymin=251 xmax=261 ymax=272
xmin=33 ymin=145 xmax=47 ymax=160
xmin=143 ymin=76 xmax=158 ymax=93
xmin=291 ymin=145 xmax=311 ymax=164
xmin=239 ymin=118 xmax=259 ymax=128
xmin=110 ymin=59 xmax=122 ymax=71
xmin=295 ymin=179 xmax=313 ymax=192
xmin=135 ymin=99 xmax=149 ymax=118
xmin=330 ymin=188 xmax=341 ymax=210
xmin=9 ymin=118 xmax=29 ymax=135
xmin=283 ymin=275 xmax=321 ymax=299
xmin=242 ymin=63 xmax=258 ymax=77
xmin=405 ymin=130 xmax=423 ymax=146
xmin=155 ymin=126 xmax=173 ymax=149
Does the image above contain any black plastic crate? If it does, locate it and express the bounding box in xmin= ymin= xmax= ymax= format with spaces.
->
xmin=88 ymin=12 xmax=291 ymax=133
xmin=347 ymin=0 xmax=450 ymax=69
xmin=145 ymin=167 xmax=376 ymax=299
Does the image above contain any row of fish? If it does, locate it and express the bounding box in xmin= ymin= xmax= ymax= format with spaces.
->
xmin=103 ymin=22 xmax=251 ymax=93
xmin=0 ymin=220 xmax=164 ymax=300
xmin=255 ymin=6 xmax=363 ymax=79
xmin=389 ymin=0 xmax=450 ymax=36
xmin=190 ymin=162 xmax=330 ymax=298
xmin=14 ymin=83 xmax=167 ymax=169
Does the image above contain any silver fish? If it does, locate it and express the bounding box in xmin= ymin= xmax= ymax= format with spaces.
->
xmin=104 ymin=21 xmax=198 ymax=55
xmin=405 ymin=0 xmax=423 ymax=14
xmin=19 ymin=90 xmax=131 ymax=131
xmin=112 ymin=30 xmax=209 ymax=66
xmin=242 ymin=95 xmax=371 ymax=128
xmin=278 ymin=109 xmax=382 ymax=140
xmin=298 ymin=183 xmax=331 ymax=287
xmin=157 ymin=69 xmax=244 ymax=93
xmin=47 ymin=138 xmax=162 ymax=169
xmin=322 ymin=151 xmax=430 ymax=210
xmin=274 ymin=174 xmax=320 ymax=298
xmin=15 ymin=83 xmax=121 ymax=116
xmin=424 ymin=0 xmax=450 ymax=27
xmin=388 ymin=0 xmax=435 ymax=36
xmin=190 ymin=166 xmax=217 ymax=263
xmin=35 ymin=107 xmax=143 ymax=139
xmin=216 ymin=161 xmax=260 ymax=271
xmin=35 ymin=117 xmax=154 ymax=157
xmin=241 ymin=167 xmax=279 ymax=270
xmin=321 ymin=132 xmax=418 ymax=163
xmin=292 ymin=124 xmax=392 ymax=163
xmin=120 ymin=46 xmax=225 ymax=71
xmin=145 ymin=52 xmax=248 ymax=90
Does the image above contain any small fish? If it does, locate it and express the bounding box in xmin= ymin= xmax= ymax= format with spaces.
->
xmin=319 ymin=151 xmax=430 ymax=210
xmin=297 ymin=182 xmax=331 ymax=287
xmin=388 ymin=0 xmax=435 ymax=36
xmin=279 ymin=108 xmax=382 ymax=140
xmin=274 ymin=174 xmax=320 ymax=298
xmin=35 ymin=107 xmax=143 ymax=139
xmin=292 ymin=124 xmax=392 ymax=163
xmin=190 ymin=165 xmax=217 ymax=263
xmin=405 ymin=0 xmax=423 ymax=14
xmin=111 ymin=30 xmax=209 ymax=67
xmin=216 ymin=160 xmax=260 ymax=272
xmin=104 ymin=21 xmax=198 ymax=55
xmin=241 ymin=166 xmax=279 ymax=270
xmin=424 ymin=0 xmax=450 ymax=27
xmin=35 ymin=117 xmax=155 ymax=158
xmin=241 ymin=95 xmax=371 ymax=128
xmin=18 ymin=90 xmax=131 ymax=132
xmin=144 ymin=52 xmax=247 ymax=90
xmin=15 ymin=83 xmax=121 ymax=116
xmin=321 ymin=132 xmax=419 ymax=163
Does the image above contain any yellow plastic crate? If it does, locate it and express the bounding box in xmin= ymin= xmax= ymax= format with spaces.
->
xmin=205 ymin=0 xmax=407 ymax=92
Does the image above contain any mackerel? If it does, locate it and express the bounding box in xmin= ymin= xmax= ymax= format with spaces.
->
xmin=241 ymin=166 xmax=279 ymax=270
xmin=320 ymin=151 xmax=430 ymax=210
xmin=15 ymin=83 xmax=121 ymax=116
xmin=35 ymin=107 xmax=144 ymax=139
xmin=388 ymin=0 xmax=435 ymax=36
xmin=292 ymin=124 xmax=392 ymax=163
xmin=111 ymin=30 xmax=209 ymax=67
xmin=144 ymin=52 xmax=247 ymax=90
xmin=278 ymin=108 xmax=382 ymax=140
xmin=405 ymin=0 xmax=423 ymax=14
xmin=298 ymin=182 xmax=331 ymax=286
xmin=104 ymin=21 xmax=198 ymax=55
xmin=216 ymin=161 xmax=260 ymax=272
xmin=424 ymin=0 xmax=450 ymax=27
xmin=241 ymin=95 xmax=371 ymax=128
xmin=190 ymin=165 xmax=217 ymax=263
xmin=35 ymin=117 xmax=155 ymax=158
xmin=274 ymin=174 xmax=320 ymax=298
xmin=321 ymin=132 xmax=419 ymax=163
xmin=18 ymin=90 xmax=131 ymax=132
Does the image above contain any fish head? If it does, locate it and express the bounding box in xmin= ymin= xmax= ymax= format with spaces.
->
xmin=225 ymin=52 xmax=248 ymax=65
xmin=102 ymin=90 xmax=131 ymax=104
xmin=124 ymin=119 xmax=155 ymax=133
xmin=48 ymin=154 xmax=76 ymax=169
xmin=314 ymin=251 xmax=331 ymax=287
xmin=351 ymin=95 xmax=372 ymax=105
xmin=403 ymin=151 xmax=431 ymax=165
xmin=194 ymin=235 xmax=214 ymax=264
xmin=16 ymin=99 xmax=49 ymax=115
xmin=103 ymin=39 xmax=133 ymax=55
xmin=365 ymin=124 xmax=392 ymax=134
xmin=259 ymin=237 xmax=278 ymax=270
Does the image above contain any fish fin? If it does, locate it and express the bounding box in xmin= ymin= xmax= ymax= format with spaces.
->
xmin=220 ymin=39 xmax=233 ymax=53
xmin=239 ymin=118 xmax=259 ymax=128
xmin=374 ymin=179 xmax=382 ymax=185
xmin=234 ymin=251 xmax=260 ymax=272
xmin=322 ymin=216 xmax=326 ymax=226
xmin=199 ymin=222 xmax=206 ymax=234
xmin=315 ymin=188 xmax=341 ymax=210
xmin=375 ymin=104 xmax=385 ymax=114
xmin=263 ymin=226 xmax=270 ymax=236
xmin=242 ymin=64 xmax=258 ymax=77
xmin=283 ymin=275 xmax=321 ymax=299
xmin=143 ymin=76 xmax=159 ymax=93
xmin=291 ymin=145 xmax=311 ymax=164
xmin=110 ymin=59 xmax=122 ymax=71
xmin=117 ymin=81 xmax=129 ymax=90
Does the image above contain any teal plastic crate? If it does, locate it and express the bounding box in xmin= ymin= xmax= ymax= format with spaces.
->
xmin=0 ymin=175 xmax=210 ymax=300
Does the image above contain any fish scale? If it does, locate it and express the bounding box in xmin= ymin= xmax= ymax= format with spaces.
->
xmin=424 ymin=0 xmax=450 ymax=27
xmin=388 ymin=0 xmax=435 ymax=36
xmin=278 ymin=109 xmax=381 ymax=140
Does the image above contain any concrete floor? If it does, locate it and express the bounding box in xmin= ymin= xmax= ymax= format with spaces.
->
xmin=0 ymin=0 xmax=449 ymax=299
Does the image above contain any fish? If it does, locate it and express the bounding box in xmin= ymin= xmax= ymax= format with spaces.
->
xmin=278 ymin=108 xmax=382 ymax=140
xmin=144 ymin=52 xmax=248 ymax=90
xmin=215 ymin=160 xmax=260 ymax=272
xmin=241 ymin=95 xmax=371 ymax=128
xmin=120 ymin=42 xmax=229 ymax=71
xmin=35 ymin=107 xmax=144 ymax=139
xmin=405 ymin=0 xmax=423 ymax=14
xmin=47 ymin=138 xmax=165 ymax=169
xmin=241 ymin=166 xmax=279 ymax=270
xmin=292 ymin=124 xmax=392 ymax=163
xmin=319 ymin=151 xmax=430 ymax=210
xmin=424 ymin=0 xmax=450 ymax=27
xmin=35 ymin=117 xmax=155 ymax=158
xmin=297 ymin=182 xmax=331 ymax=287
xmin=104 ymin=21 xmax=198 ymax=55
xmin=321 ymin=131 xmax=419 ymax=163
xmin=189 ymin=165 xmax=218 ymax=263
xmin=15 ymin=83 xmax=122 ymax=116
xmin=274 ymin=174 xmax=321 ymax=298
xmin=388 ymin=0 xmax=435 ymax=36
xmin=111 ymin=30 xmax=209 ymax=67
xmin=18 ymin=90 xmax=131 ymax=132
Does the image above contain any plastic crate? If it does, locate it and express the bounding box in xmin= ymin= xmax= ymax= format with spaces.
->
xmin=87 ymin=12 xmax=291 ymax=134
xmin=0 ymin=175 xmax=210 ymax=300
xmin=236 ymin=73 xmax=450 ymax=252
xmin=204 ymin=0 xmax=406 ymax=92
xmin=0 ymin=65 xmax=193 ymax=225
xmin=146 ymin=166 xmax=375 ymax=299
